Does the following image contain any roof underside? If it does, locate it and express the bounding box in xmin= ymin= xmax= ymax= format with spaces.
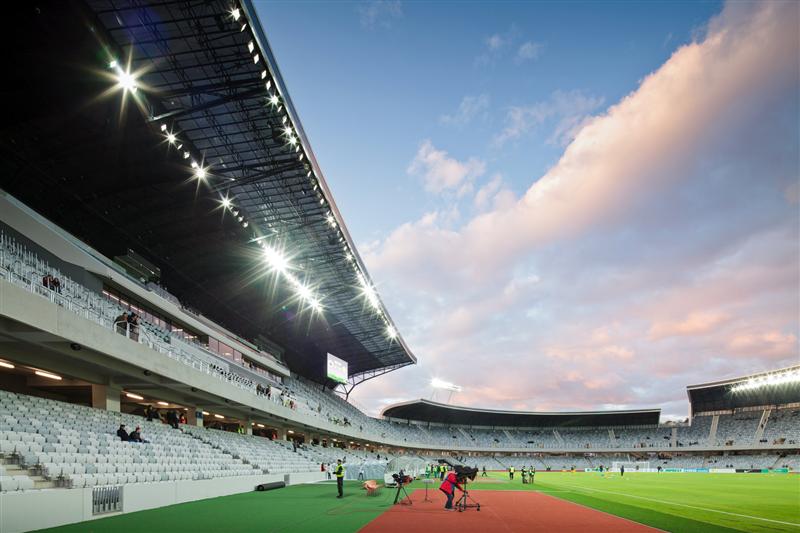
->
xmin=382 ymin=400 xmax=661 ymax=428
xmin=687 ymin=366 xmax=800 ymax=413
xmin=0 ymin=0 xmax=414 ymax=381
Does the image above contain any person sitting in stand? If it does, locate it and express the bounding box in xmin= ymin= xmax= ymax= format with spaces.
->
xmin=116 ymin=424 xmax=129 ymax=441
xmin=179 ymin=412 xmax=187 ymax=424
xmin=129 ymin=426 xmax=143 ymax=442
xmin=114 ymin=311 xmax=129 ymax=335
xmin=439 ymin=467 xmax=463 ymax=511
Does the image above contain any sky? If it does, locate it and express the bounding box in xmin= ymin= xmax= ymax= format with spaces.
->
xmin=253 ymin=0 xmax=800 ymax=420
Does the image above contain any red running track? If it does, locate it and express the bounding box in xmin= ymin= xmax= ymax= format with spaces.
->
xmin=359 ymin=489 xmax=660 ymax=533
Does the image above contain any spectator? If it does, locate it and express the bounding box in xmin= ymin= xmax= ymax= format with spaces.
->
xmin=116 ymin=424 xmax=129 ymax=441
xmin=179 ymin=412 xmax=187 ymax=424
xmin=129 ymin=426 xmax=143 ymax=442
xmin=127 ymin=313 xmax=140 ymax=342
xmin=166 ymin=410 xmax=179 ymax=429
xmin=145 ymin=405 xmax=158 ymax=422
xmin=114 ymin=311 xmax=129 ymax=335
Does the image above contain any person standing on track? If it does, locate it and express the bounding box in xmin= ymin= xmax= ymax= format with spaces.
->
xmin=521 ymin=465 xmax=527 ymax=484
xmin=530 ymin=466 xmax=535 ymax=484
xmin=335 ymin=459 xmax=345 ymax=498
xmin=620 ymin=464 xmax=625 ymax=477
xmin=481 ymin=466 xmax=488 ymax=477
xmin=439 ymin=467 xmax=463 ymax=511
xmin=509 ymin=465 xmax=514 ymax=480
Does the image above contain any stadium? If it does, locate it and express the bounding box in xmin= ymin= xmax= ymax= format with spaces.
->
xmin=0 ymin=1 xmax=798 ymax=532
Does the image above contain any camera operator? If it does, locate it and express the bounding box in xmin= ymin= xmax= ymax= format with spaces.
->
xmin=439 ymin=467 xmax=463 ymax=511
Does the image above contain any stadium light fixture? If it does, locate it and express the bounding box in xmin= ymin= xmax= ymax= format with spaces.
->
xmin=108 ymin=59 xmax=118 ymax=69
xmin=125 ymin=392 xmax=144 ymax=400
xmin=261 ymin=70 xmax=267 ymax=80
xmin=248 ymin=41 xmax=255 ymax=54
xmin=221 ymin=196 xmax=232 ymax=209
xmin=263 ymin=246 xmax=289 ymax=273
xmin=183 ymin=151 xmax=190 ymax=159
xmin=269 ymin=94 xmax=279 ymax=106
xmin=387 ymin=325 xmax=397 ymax=339
xmin=0 ymin=361 xmax=14 ymax=369
xmin=166 ymin=132 xmax=177 ymax=144
xmin=157 ymin=401 xmax=169 ymax=406
xmin=195 ymin=167 xmax=207 ymax=180
xmin=160 ymin=123 xmax=167 ymax=132
xmin=253 ymin=54 xmax=259 ymax=64
xmin=115 ymin=67 xmax=138 ymax=94
xmin=731 ymin=368 xmax=800 ymax=392
xmin=35 ymin=370 xmax=62 ymax=381
xmin=214 ymin=414 xmax=224 ymax=419
xmin=231 ymin=7 xmax=241 ymax=21
xmin=430 ymin=378 xmax=462 ymax=392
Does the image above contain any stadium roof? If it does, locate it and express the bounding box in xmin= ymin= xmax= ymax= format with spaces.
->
xmin=0 ymin=0 xmax=415 ymax=385
xmin=687 ymin=365 xmax=800 ymax=414
xmin=381 ymin=399 xmax=661 ymax=428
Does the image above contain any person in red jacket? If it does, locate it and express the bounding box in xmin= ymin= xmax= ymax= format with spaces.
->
xmin=439 ymin=468 xmax=463 ymax=511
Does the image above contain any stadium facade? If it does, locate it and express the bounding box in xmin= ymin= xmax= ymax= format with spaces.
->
xmin=0 ymin=1 xmax=797 ymax=532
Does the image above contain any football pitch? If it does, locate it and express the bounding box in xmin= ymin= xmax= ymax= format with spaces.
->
xmin=37 ymin=472 xmax=799 ymax=533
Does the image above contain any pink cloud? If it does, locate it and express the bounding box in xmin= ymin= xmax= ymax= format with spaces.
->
xmin=351 ymin=1 xmax=800 ymax=418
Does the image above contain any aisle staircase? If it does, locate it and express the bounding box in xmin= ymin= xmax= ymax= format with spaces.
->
xmin=708 ymin=415 xmax=720 ymax=445
xmin=754 ymin=409 xmax=771 ymax=443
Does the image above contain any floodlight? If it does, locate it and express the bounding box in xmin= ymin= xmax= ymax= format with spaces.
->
xmin=35 ymin=370 xmax=62 ymax=380
xmin=253 ymin=54 xmax=259 ymax=64
xmin=283 ymin=126 xmax=293 ymax=137
xmin=237 ymin=216 xmax=244 ymax=222
xmin=242 ymin=221 xmax=248 ymax=228
xmin=166 ymin=133 xmax=177 ymax=144
xmin=108 ymin=59 xmax=118 ymax=69
xmin=125 ymin=392 xmax=144 ymax=400
xmin=0 ymin=361 xmax=14 ymax=369
xmin=288 ymin=135 xmax=297 ymax=145
xmin=261 ymin=70 xmax=267 ymax=80
xmin=431 ymin=378 xmax=462 ymax=392
xmin=310 ymin=299 xmax=323 ymax=312
xmin=183 ymin=151 xmax=190 ymax=159
xmin=160 ymin=123 xmax=167 ymax=131
xmin=195 ymin=167 xmax=207 ymax=180
xmin=248 ymin=41 xmax=255 ymax=54
xmin=730 ymin=369 xmax=800 ymax=392
xmin=295 ymin=283 xmax=312 ymax=301
xmin=264 ymin=247 xmax=288 ymax=273
xmin=269 ymin=95 xmax=279 ymax=106
xmin=266 ymin=80 xmax=272 ymax=90
xmin=326 ymin=214 xmax=336 ymax=227
xmin=387 ymin=325 xmax=397 ymax=339
xmin=116 ymin=68 xmax=138 ymax=93
xmin=191 ymin=161 xmax=198 ymax=169
xmin=221 ymin=197 xmax=232 ymax=209
xmin=231 ymin=8 xmax=241 ymax=20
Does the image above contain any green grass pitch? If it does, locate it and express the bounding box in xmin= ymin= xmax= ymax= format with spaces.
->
xmin=36 ymin=472 xmax=799 ymax=533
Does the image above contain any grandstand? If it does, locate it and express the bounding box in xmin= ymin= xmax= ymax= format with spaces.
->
xmin=0 ymin=0 xmax=797 ymax=532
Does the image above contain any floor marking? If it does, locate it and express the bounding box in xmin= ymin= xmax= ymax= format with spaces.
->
xmin=554 ymin=482 xmax=800 ymax=528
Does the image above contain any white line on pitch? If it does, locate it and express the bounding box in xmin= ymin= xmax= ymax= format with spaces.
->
xmin=554 ymin=482 xmax=800 ymax=528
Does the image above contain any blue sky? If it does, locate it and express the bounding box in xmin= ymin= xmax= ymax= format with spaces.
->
xmin=254 ymin=1 xmax=799 ymax=419
xmin=256 ymin=0 xmax=721 ymax=239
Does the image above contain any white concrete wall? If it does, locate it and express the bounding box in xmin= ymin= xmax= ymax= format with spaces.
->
xmin=0 ymin=474 xmax=291 ymax=533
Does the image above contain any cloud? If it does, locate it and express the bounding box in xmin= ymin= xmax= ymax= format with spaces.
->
xmin=358 ymin=1 xmax=403 ymax=29
xmin=439 ymin=94 xmax=490 ymax=127
xmin=516 ymin=41 xmax=543 ymax=62
xmin=408 ymin=140 xmax=486 ymax=195
xmin=352 ymin=1 xmax=799 ymax=418
xmin=494 ymin=90 xmax=604 ymax=146
xmin=486 ymin=33 xmax=508 ymax=51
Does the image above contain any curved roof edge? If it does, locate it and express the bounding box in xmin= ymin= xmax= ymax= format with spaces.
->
xmin=381 ymin=399 xmax=661 ymax=428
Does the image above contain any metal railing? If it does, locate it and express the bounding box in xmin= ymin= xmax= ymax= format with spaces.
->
xmin=92 ymin=485 xmax=122 ymax=515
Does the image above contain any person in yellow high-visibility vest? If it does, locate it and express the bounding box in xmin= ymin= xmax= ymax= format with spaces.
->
xmin=335 ymin=459 xmax=345 ymax=498
xmin=509 ymin=466 xmax=515 ymax=481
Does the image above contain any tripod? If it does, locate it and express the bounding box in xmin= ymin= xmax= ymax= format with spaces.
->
xmin=455 ymin=479 xmax=481 ymax=512
xmin=393 ymin=481 xmax=412 ymax=505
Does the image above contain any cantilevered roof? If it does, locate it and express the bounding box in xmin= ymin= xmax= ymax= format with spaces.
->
xmin=0 ymin=0 xmax=414 ymax=382
xmin=687 ymin=365 xmax=800 ymax=414
xmin=381 ymin=399 xmax=661 ymax=427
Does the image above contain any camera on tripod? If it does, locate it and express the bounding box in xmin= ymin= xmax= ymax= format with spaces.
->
xmin=391 ymin=472 xmax=413 ymax=486
xmin=454 ymin=465 xmax=478 ymax=483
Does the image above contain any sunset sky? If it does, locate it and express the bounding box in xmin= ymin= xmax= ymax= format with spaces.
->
xmin=255 ymin=0 xmax=800 ymax=419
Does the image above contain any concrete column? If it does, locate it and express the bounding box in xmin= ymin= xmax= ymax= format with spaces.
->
xmin=276 ymin=427 xmax=288 ymax=441
xmin=187 ymin=409 xmax=204 ymax=427
xmin=245 ymin=420 xmax=253 ymax=436
xmin=91 ymin=384 xmax=121 ymax=412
